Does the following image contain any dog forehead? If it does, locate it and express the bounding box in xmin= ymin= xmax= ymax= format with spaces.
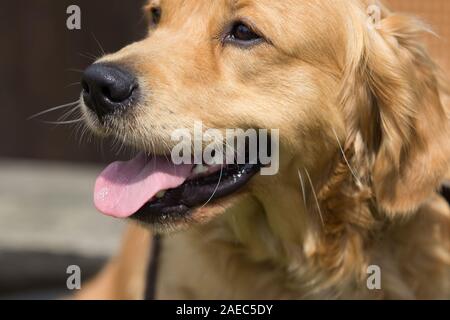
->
xmin=152 ymin=0 xmax=347 ymax=24
xmin=147 ymin=0 xmax=234 ymax=9
xmin=140 ymin=0 xmax=348 ymax=68
xmin=145 ymin=0 xmax=317 ymax=14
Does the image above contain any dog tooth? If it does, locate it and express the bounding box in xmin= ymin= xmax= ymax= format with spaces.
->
xmin=156 ymin=190 xmax=166 ymax=199
xmin=193 ymin=164 xmax=209 ymax=175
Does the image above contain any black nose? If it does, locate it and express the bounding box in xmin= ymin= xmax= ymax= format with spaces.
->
xmin=81 ymin=64 xmax=138 ymax=118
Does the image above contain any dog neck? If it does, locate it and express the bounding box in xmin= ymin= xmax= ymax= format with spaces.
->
xmin=195 ymin=147 xmax=388 ymax=298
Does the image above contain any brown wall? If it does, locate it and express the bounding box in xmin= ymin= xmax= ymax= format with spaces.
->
xmin=388 ymin=0 xmax=450 ymax=71
xmin=0 ymin=0 xmax=146 ymax=163
xmin=0 ymin=0 xmax=448 ymax=164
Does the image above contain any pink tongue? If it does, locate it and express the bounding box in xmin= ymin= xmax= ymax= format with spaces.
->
xmin=94 ymin=153 xmax=193 ymax=218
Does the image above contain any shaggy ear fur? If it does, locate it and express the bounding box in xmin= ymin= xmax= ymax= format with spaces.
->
xmin=342 ymin=5 xmax=450 ymax=216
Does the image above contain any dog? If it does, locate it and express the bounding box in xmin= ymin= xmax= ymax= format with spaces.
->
xmin=76 ymin=0 xmax=450 ymax=299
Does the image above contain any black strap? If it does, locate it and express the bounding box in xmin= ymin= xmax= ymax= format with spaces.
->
xmin=441 ymin=184 xmax=450 ymax=205
xmin=144 ymin=234 xmax=162 ymax=300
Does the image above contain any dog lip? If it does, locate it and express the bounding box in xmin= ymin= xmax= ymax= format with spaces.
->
xmin=128 ymin=132 xmax=271 ymax=225
xmin=131 ymin=162 xmax=260 ymax=225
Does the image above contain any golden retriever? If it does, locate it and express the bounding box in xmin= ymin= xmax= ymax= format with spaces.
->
xmin=77 ymin=0 xmax=450 ymax=299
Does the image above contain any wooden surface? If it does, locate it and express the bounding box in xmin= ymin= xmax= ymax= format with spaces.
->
xmin=0 ymin=159 xmax=125 ymax=298
xmin=0 ymin=160 xmax=124 ymax=256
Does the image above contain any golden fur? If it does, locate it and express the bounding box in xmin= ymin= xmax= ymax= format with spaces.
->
xmin=78 ymin=0 xmax=450 ymax=299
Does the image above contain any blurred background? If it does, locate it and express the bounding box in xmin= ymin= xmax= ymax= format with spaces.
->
xmin=0 ymin=0 xmax=448 ymax=299
xmin=0 ymin=0 xmax=147 ymax=299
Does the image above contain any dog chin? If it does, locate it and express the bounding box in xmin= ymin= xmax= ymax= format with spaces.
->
xmin=131 ymin=192 xmax=250 ymax=234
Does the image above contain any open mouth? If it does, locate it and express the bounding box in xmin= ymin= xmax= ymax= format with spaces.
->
xmin=94 ymin=151 xmax=261 ymax=225
xmin=134 ymin=161 xmax=260 ymax=224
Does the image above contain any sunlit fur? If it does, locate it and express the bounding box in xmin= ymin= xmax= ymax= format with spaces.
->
xmin=78 ymin=0 xmax=450 ymax=299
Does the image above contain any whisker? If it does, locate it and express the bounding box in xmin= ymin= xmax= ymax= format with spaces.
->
xmin=28 ymin=101 xmax=79 ymax=120
xmin=40 ymin=119 xmax=84 ymax=125
xmin=73 ymin=121 xmax=85 ymax=145
xmin=297 ymin=169 xmax=308 ymax=212
xmin=66 ymin=82 xmax=81 ymax=88
xmin=161 ymin=139 xmax=174 ymax=169
xmin=201 ymin=164 xmax=224 ymax=209
xmin=57 ymin=105 xmax=81 ymax=122
xmin=304 ymin=168 xmax=325 ymax=227
xmin=91 ymin=32 xmax=106 ymax=56
xmin=78 ymin=52 xmax=98 ymax=62
xmin=78 ymin=125 xmax=92 ymax=146
xmin=66 ymin=68 xmax=85 ymax=74
xmin=332 ymin=128 xmax=362 ymax=186
xmin=115 ymin=130 xmax=129 ymax=156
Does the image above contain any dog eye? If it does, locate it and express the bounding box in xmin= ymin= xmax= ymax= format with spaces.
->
xmin=224 ymin=22 xmax=263 ymax=46
xmin=150 ymin=7 xmax=161 ymax=25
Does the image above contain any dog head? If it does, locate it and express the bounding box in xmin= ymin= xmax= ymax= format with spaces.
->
xmin=81 ymin=0 xmax=449 ymax=234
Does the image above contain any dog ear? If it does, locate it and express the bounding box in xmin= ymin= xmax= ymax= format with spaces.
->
xmin=342 ymin=9 xmax=450 ymax=216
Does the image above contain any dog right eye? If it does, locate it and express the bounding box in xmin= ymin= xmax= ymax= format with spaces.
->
xmin=149 ymin=7 xmax=161 ymax=26
xmin=224 ymin=21 xmax=264 ymax=47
